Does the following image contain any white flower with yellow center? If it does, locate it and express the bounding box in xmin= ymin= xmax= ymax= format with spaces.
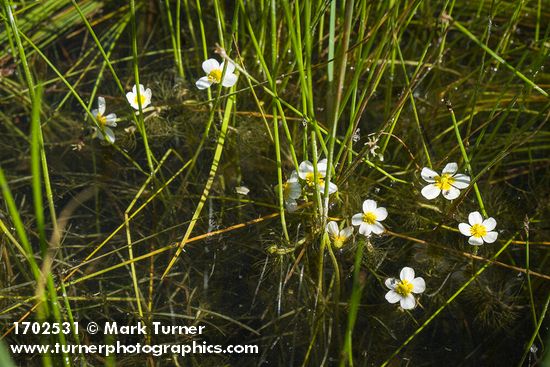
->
xmin=196 ymin=58 xmax=238 ymax=90
xmin=91 ymin=96 xmax=117 ymax=143
xmin=297 ymin=159 xmax=338 ymax=194
xmin=351 ymin=199 xmax=387 ymax=236
xmin=385 ymin=267 xmax=426 ymax=310
xmin=126 ymin=84 xmax=152 ymax=110
xmin=326 ymin=221 xmax=353 ymax=249
xmin=421 ymin=162 xmax=470 ymax=200
xmin=458 ymin=211 xmax=498 ymax=246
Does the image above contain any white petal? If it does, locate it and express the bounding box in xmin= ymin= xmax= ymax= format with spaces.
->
xmin=288 ymin=182 xmax=302 ymax=199
xmin=420 ymin=167 xmax=438 ymax=183
xmin=421 ymin=184 xmax=441 ymax=200
xmin=351 ymin=213 xmax=364 ymax=226
xmin=468 ymin=211 xmax=483 ymax=225
xmin=442 ymin=186 xmax=461 ymax=200
xmin=94 ymin=128 xmax=104 ymax=140
xmin=340 ymin=227 xmax=354 ymax=239
xmin=400 ymin=267 xmax=415 ymax=282
xmin=385 ymin=290 xmax=401 ymax=304
xmin=220 ymin=61 xmax=236 ymax=74
xmin=468 ymin=236 xmax=484 ymax=246
xmin=362 ymin=199 xmax=377 ymax=213
xmin=144 ymin=88 xmax=152 ymax=106
xmin=285 ymin=199 xmax=298 ymax=212
xmin=235 ymin=186 xmax=250 ymax=195
xmin=452 ymin=174 xmax=470 ymax=189
xmin=482 ymin=217 xmax=497 ymax=231
xmin=411 ymin=277 xmax=425 ymax=294
xmin=132 ymin=84 xmax=138 ymax=93
xmin=202 ymin=59 xmax=220 ymax=74
xmin=103 ymin=127 xmax=115 ymax=143
xmin=222 ymin=72 xmax=238 ymax=87
xmin=326 ymin=181 xmax=338 ymax=194
xmin=358 ymin=223 xmax=372 ymax=236
xmin=374 ymin=207 xmax=387 ymax=221
xmin=298 ymin=161 xmax=313 ymax=179
xmin=442 ymin=162 xmax=458 ymax=175
xmin=91 ymin=108 xmax=99 ymax=117
xmin=316 ymin=159 xmax=328 ymax=176
xmin=126 ymin=92 xmax=138 ymax=109
xmin=458 ymin=223 xmax=472 ymax=236
xmin=97 ymin=96 xmax=106 ymax=115
xmin=385 ymin=278 xmax=397 ymax=290
xmin=138 ymin=84 xmax=146 ymax=94
xmin=370 ymin=221 xmax=385 ymax=235
xmin=289 ymin=170 xmax=299 ymax=182
xmin=196 ymin=76 xmax=213 ymax=90
xmin=326 ymin=221 xmax=339 ymax=236
xmin=483 ymin=231 xmax=498 ymax=243
xmin=400 ymin=294 xmax=416 ymax=310
xmin=105 ymin=113 xmax=117 ymax=127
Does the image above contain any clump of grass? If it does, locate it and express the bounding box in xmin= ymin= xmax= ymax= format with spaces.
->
xmin=1 ymin=0 xmax=549 ymax=366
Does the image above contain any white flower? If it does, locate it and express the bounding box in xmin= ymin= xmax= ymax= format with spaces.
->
xmin=91 ymin=96 xmax=117 ymax=143
xmin=458 ymin=211 xmax=498 ymax=246
xmin=385 ymin=267 xmax=426 ymax=310
xmin=279 ymin=171 xmax=301 ymax=212
xmin=420 ymin=162 xmax=470 ymax=200
xmin=326 ymin=221 xmax=353 ymax=249
xmin=126 ymin=84 xmax=152 ymax=110
xmin=196 ymin=58 xmax=238 ymax=90
xmin=297 ymin=159 xmax=338 ymax=194
xmin=351 ymin=199 xmax=387 ymax=236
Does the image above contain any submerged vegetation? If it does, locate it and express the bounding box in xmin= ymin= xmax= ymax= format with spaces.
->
xmin=0 ymin=0 xmax=549 ymax=365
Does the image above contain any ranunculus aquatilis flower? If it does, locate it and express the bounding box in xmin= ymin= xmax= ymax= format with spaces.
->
xmin=351 ymin=199 xmax=387 ymax=236
xmin=196 ymin=59 xmax=238 ymax=90
xmin=326 ymin=221 xmax=353 ymax=248
xmin=385 ymin=267 xmax=426 ymax=310
xmin=297 ymin=159 xmax=338 ymax=194
xmin=126 ymin=84 xmax=152 ymax=110
xmin=421 ymin=162 xmax=470 ymax=200
xmin=458 ymin=211 xmax=498 ymax=245
xmin=91 ymin=96 xmax=117 ymax=143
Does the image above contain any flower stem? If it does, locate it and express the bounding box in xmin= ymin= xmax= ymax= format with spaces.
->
xmin=271 ymin=0 xmax=289 ymax=242
xmin=447 ymin=100 xmax=487 ymax=217
xmin=340 ymin=237 xmax=365 ymax=367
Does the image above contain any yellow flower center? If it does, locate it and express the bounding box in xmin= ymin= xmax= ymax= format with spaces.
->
xmin=133 ymin=94 xmax=147 ymax=107
xmin=434 ymin=173 xmax=455 ymax=191
xmin=395 ymin=279 xmax=414 ymax=296
xmin=470 ymin=224 xmax=487 ymax=238
xmin=96 ymin=113 xmax=106 ymax=126
xmin=305 ymin=172 xmax=324 ymax=187
xmin=362 ymin=212 xmax=377 ymax=224
xmin=332 ymin=235 xmax=347 ymax=249
xmin=208 ymin=69 xmax=223 ymax=83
